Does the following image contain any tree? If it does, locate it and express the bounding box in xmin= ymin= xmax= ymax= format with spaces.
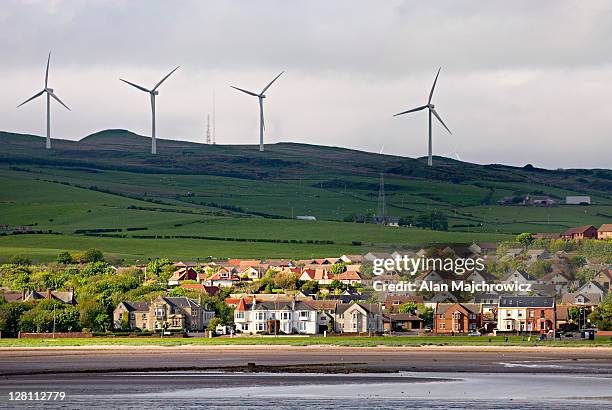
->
xmin=576 ymin=267 xmax=597 ymax=283
xmin=9 ymin=255 xmax=31 ymax=266
xmin=328 ymin=279 xmax=343 ymax=291
xmin=207 ymin=317 xmax=223 ymax=330
xmin=398 ymin=302 xmax=417 ymax=315
xmin=330 ymin=263 xmax=348 ymax=275
xmin=569 ymin=306 xmax=580 ymax=323
xmin=589 ymin=295 xmax=612 ymax=331
xmin=83 ymin=249 xmax=104 ymax=263
xmin=419 ymin=306 xmax=435 ymax=326
xmin=300 ymin=280 xmax=319 ymax=293
xmin=516 ymin=233 xmax=534 ymax=247
xmin=57 ymin=251 xmax=74 ymax=265
xmin=273 ymin=271 xmax=298 ymax=290
xmin=414 ymin=211 xmax=448 ymax=231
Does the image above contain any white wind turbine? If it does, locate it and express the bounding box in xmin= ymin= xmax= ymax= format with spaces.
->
xmin=17 ymin=52 xmax=70 ymax=149
xmin=120 ymin=66 xmax=180 ymax=154
xmin=231 ymin=71 xmax=284 ymax=152
xmin=394 ymin=68 xmax=452 ymax=166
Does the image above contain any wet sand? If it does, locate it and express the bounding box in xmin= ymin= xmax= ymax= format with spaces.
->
xmin=1 ymin=345 xmax=612 ymax=375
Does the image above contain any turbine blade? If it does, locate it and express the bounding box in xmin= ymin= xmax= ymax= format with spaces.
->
xmin=393 ymin=105 xmax=427 ymax=116
xmin=230 ymin=86 xmax=259 ymax=97
xmin=260 ymin=71 xmax=284 ymax=95
xmin=153 ymin=66 xmax=180 ymax=91
xmin=431 ymin=108 xmax=452 ymax=134
xmin=49 ymin=92 xmax=70 ymax=111
xmin=16 ymin=90 xmax=45 ymax=108
xmin=120 ymin=79 xmax=151 ymax=93
xmin=428 ymin=67 xmax=441 ymax=104
xmin=45 ymin=52 xmax=51 ymax=88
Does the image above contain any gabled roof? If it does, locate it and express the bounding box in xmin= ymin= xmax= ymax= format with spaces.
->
xmin=436 ymin=302 xmax=480 ymax=315
xmin=181 ymin=284 xmax=220 ymax=296
xmin=161 ymin=297 xmax=201 ymax=309
xmin=563 ymin=225 xmax=597 ymax=236
xmin=561 ymin=293 xmax=602 ymax=304
xmin=121 ymin=301 xmax=151 ymax=312
xmin=499 ymin=296 xmax=554 ymax=308
xmin=501 ymin=269 xmax=536 ymax=282
xmin=335 ymin=271 xmax=363 ymax=281
xmin=599 ymin=224 xmax=612 ymax=232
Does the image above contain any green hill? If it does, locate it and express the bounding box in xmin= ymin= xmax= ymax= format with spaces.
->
xmin=0 ymin=129 xmax=610 ymax=262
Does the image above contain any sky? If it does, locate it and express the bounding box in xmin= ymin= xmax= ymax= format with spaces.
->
xmin=1 ymin=0 xmax=611 ymax=169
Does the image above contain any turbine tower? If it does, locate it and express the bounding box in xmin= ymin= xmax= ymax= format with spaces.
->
xmin=120 ymin=66 xmax=180 ymax=154
xmin=394 ymin=68 xmax=452 ymax=166
xmin=16 ymin=52 xmax=70 ymax=149
xmin=231 ymin=71 xmax=284 ymax=152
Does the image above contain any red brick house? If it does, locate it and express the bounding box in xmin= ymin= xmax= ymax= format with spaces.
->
xmin=497 ymin=296 xmax=555 ymax=333
xmin=562 ymin=225 xmax=597 ymax=240
xmin=434 ymin=303 xmax=481 ymax=334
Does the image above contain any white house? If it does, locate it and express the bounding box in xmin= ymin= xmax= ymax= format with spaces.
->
xmin=234 ymin=297 xmax=317 ymax=335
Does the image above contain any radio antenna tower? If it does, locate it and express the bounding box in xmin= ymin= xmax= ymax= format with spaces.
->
xmin=212 ymin=91 xmax=216 ymax=144
xmin=377 ymin=173 xmax=386 ymax=218
xmin=205 ymin=114 xmax=211 ymax=144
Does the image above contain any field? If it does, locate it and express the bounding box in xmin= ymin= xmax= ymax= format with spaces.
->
xmin=0 ymin=129 xmax=610 ymax=261
xmin=1 ymin=335 xmax=611 ymax=348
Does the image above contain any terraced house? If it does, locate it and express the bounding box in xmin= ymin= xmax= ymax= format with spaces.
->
xmin=497 ymin=296 xmax=555 ymax=333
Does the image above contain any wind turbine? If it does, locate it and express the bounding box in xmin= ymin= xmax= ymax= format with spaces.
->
xmin=17 ymin=52 xmax=70 ymax=149
xmin=120 ymin=66 xmax=180 ymax=154
xmin=394 ymin=68 xmax=452 ymax=166
xmin=231 ymin=71 xmax=284 ymax=152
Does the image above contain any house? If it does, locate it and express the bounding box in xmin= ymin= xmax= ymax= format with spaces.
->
xmin=114 ymin=296 xmax=215 ymax=332
xmin=562 ymin=225 xmax=598 ymax=240
xmin=434 ymin=303 xmax=481 ymax=334
xmin=561 ymin=292 xmax=602 ymax=305
xmin=526 ymin=249 xmax=550 ymax=262
xmin=203 ymin=269 xmax=241 ymax=287
xmin=334 ymin=270 xmax=364 ymax=286
xmin=524 ymin=195 xmax=556 ymax=207
xmin=540 ymin=271 xmax=573 ymax=294
xmin=234 ymin=297 xmax=318 ymax=335
xmin=428 ymin=291 xmax=458 ymax=303
xmin=555 ymin=303 xmax=572 ymax=330
xmin=497 ymin=296 xmax=555 ymax=333
xmin=565 ymin=196 xmax=591 ymax=205
xmin=340 ymin=254 xmax=365 ymax=264
xmin=334 ymin=302 xmax=384 ymax=334
xmin=576 ymin=281 xmax=606 ymax=297
xmin=505 ymin=248 xmax=524 ymax=258
xmin=384 ymin=313 xmax=424 ymax=332
xmin=592 ymin=269 xmax=612 ymax=293
xmin=500 ymin=270 xmax=537 ymax=285
xmin=303 ymin=299 xmax=339 ymax=333
xmin=23 ymin=289 xmax=76 ymax=304
xmin=415 ymin=270 xmax=449 ymax=285
xmin=598 ymin=224 xmax=612 ymax=240
xmin=363 ymin=252 xmax=392 ymax=263
xmin=463 ymin=270 xmax=497 ymax=283
xmin=240 ymin=266 xmax=265 ymax=281
xmin=168 ymin=267 xmax=198 ymax=286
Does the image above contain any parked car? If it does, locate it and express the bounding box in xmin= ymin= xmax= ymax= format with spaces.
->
xmin=467 ymin=331 xmax=482 ymax=336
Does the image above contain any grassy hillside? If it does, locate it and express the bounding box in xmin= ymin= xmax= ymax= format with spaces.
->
xmin=0 ymin=129 xmax=610 ymax=261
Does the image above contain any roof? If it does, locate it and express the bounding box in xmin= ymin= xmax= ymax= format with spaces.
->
xmin=385 ymin=313 xmax=424 ymax=322
xmin=501 ymin=270 xmax=536 ymax=282
xmin=303 ymin=300 xmax=339 ymax=311
xmin=161 ymin=297 xmax=201 ymax=309
xmin=563 ymin=225 xmax=597 ymax=236
xmin=436 ymin=303 xmax=480 ymax=315
xmin=336 ymin=302 xmax=382 ymax=315
xmin=561 ymin=293 xmax=602 ymax=304
xmin=384 ymin=295 xmax=424 ymax=308
xmin=24 ymin=290 xmax=75 ymax=304
xmin=122 ymin=301 xmax=151 ymax=312
xmin=180 ymin=284 xmax=220 ymax=296
xmin=335 ymin=271 xmax=363 ymax=281
xmin=0 ymin=291 xmax=23 ymax=303
xmin=599 ymin=224 xmax=612 ymax=232
xmin=248 ymin=300 xmax=316 ymax=312
xmin=498 ymin=296 xmax=554 ymax=308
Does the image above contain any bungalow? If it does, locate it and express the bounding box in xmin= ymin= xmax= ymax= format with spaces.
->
xmin=598 ymin=224 xmax=612 ymax=240
xmin=434 ymin=303 xmax=481 ymax=334
xmin=562 ymin=225 xmax=598 ymax=240
xmin=384 ymin=313 xmax=424 ymax=332
xmin=334 ymin=302 xmax=384 ymax=334
xmin=168 ymin=267 xmax=199 ymax=286
xmin=497 ymin=296 xmax=555 ymax=333
xmin=234 ymin=297 xmax=318 ymax=335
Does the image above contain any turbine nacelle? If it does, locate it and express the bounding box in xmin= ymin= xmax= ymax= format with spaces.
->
xmin=45 ymin=88 xmax=54 ymax=93
xmin=151 ymin=90 xmax=159 ymax=96
xmin=428 ymin=104 xmax=435 ymax=109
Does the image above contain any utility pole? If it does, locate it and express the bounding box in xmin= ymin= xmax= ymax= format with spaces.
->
xmin=52 ymin=304 xmax=56 ymax=339
xmin=205 ymin=114 xmax=211 ymax=144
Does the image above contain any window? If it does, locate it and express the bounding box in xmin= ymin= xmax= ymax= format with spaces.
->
xmin=269 ymin=312 xmax=276 ymax=320
xmin=506 ymin=323 xmax=511 ymax=330
xmin=506 ymin=310 xmax=511 ymax=317
xmin=256 ymin=312 xmax=266 ymax=321
xmin=468 ymin=313 xmax=476 ymax=320
xmin=243 ymin=324 xmax=249 ymax=331
xmin=256 ymin=323 xmax=266 ymax=332
xmin=439 ymin=314 xmax=445 ymax=319
xmin=236 ymin=311 xmax=245 ymax=319
xmin=518 ymin=311 xmax=523 ymax=317
xmin=155 ymin=307 xmax=165 ymax=317
xmin=300 ymin=311 xmax=309 ymax=319
xmin=540 ymin=310 xmax=545 ymax=319
xmin=393 ymin=301 xmax=400 ymax=305
xmin=142 ymin=314 xmax=147 ymax=320
xmin=130 ymin=313 xmax=135 ymax=320
xmin=452 ymin=312 xmax=461 ymax=319
xmin=281 ymin=312 xmax=291 ymax=320
xmin=529 ymin=310 xmax=534 ymax=318
xmin=469 ymin=323 xmax=476 ymax=330
xmin=299 ymin=322 xmax=307 ymax=331
xmin=439 ymin=323 xmax=446 ymax=329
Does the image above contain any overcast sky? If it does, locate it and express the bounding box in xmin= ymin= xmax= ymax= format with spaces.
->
xmin=1 ymin=0 xmax=611 ymax=168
